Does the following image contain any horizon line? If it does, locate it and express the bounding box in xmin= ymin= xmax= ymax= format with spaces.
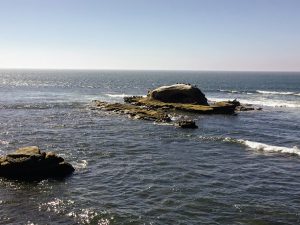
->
xmin=0 ymin=67 xmax=299 ymax=73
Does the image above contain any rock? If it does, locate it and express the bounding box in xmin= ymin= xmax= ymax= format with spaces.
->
xmin=176 ymin=120 xmax=198 ymax=129
xmin=0 ymin=146 xmax=75 ymax=180
xmin=237 ymin=106 xmax=255 ymax=111
xmin=227 ymin=99 xmax=241 ymax=107
xmin=224 ymin=100 xmax=263 ymax=112
xmin=91 ymin=84 xmax=255 ymax=129
xmin=124 ymin=96 xmax=143 ymax=104
xmin=15 ymin=146 xmax=41 ymax=155
xmin=148 ymin=84 xmax=208 ymax=105
xmin=92 ymin=100 xmax=171 ymax=122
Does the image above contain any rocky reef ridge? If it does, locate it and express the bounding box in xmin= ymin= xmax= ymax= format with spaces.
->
xmin=92 ymin=84 xmax=260 ymax=128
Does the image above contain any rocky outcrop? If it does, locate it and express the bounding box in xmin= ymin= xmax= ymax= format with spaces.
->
xmin=0 ymin=146 xmax=74 ymax=179
xmin=123 ymin=97 xmax=237 ymax=115
xmin=148 ymin=84 xmax=208 ymax=105
xmin=92 ymin=84 xmax=261 ymax=129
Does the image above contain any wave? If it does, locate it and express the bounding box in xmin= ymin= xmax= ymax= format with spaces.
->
xmin=256 ymin=90 xmax=300 ymax=96
xmin=219 ymin=89 xmax=240 ymax=94
xmin=105 ymin=94 xmax=132 ymax=98
xmin=199 ymin=136 xmax=300 ymax=156
xmin=236 ymin=139 xmax=300 ymax=156
xmin=218 ymin=89 xmax=253 ymax=95
xmin=208 ymin=97 xmax=300 ymax=108
xmin=73 ymin=160 xmax=88 ymax=169
xmin=217 ymin=89 xmax=300 ymax=97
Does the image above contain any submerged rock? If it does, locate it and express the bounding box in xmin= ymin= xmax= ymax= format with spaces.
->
xmin=148 ymin=84 xmax=209 ymax=105
xmin=0 ymin=146 xmax=74 ymax=180
xmin=176 ymin=120 xmax=198 ymax=129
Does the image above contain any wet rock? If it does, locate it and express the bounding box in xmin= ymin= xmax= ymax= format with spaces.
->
xmin=225 ymin=100 xmax=262 ymax=112
xmin=227 ymin=99 xmax=241 ymax=107
xmin=237 ymin=106 xmax=255 ymax=111
xmin=176 ymin=120 xmax=198 ymax=129
xmin=0 ymin=146 xmax=75 ymax=180
xmin=124 ymin=96 xmax=143 ymax=104
xmin=92 ymin=100 xmax=171 ymax=122
xmin=148 ymin=84 xmax=209 ymax=105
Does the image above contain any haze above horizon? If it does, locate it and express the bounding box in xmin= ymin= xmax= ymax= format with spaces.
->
xmin=0 ymin=0 xmax=299 ymax=71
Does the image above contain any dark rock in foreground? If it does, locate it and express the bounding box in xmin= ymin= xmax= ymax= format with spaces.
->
xmin=0 ymin=146 xmax=75 ymax=180
xmin=148 ymin=84 xmax=209 ymax=105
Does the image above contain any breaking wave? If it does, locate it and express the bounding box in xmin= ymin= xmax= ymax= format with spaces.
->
xmin=198 ymin=136 xmax=300 ymax=156
xmin=73 ymin=160 xmax=88 ymax=170
xmin=219 ymin=89 xmax=240 ymax=94
xmin=237 ymin=139 xmax=300 ymax=156
xmin=208 ymin=97 xmax=300 ymax=108
xmin=105 ymin=94 xmax=132 ymax=98
xmin=256 ymin=90 xmax=300 ymax=96
xmin=223 ymin=137 xmax=300 ymax=156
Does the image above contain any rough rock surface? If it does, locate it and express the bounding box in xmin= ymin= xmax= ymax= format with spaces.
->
xmin=92 ymin=100 xmax=171 ymax=122
xmin=148 ymin=84 xmax=209 ymax=105
xmin=0 ymin=146 xmax=75 ymax=179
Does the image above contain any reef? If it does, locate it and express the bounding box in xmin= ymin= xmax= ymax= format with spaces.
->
xmin=92 ymin=84 xmax=260 ymax=128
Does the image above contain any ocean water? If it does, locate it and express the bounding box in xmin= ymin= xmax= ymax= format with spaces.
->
xmin=0 ymin=69 xmax=299 ymax=225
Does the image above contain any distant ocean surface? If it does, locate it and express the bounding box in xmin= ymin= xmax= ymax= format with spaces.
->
xmin=0 ymin=69 xmax=300 ymax=225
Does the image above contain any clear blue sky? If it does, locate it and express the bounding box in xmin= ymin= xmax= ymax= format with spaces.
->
xmin=0 ymin=0 xmax=299 ymax=71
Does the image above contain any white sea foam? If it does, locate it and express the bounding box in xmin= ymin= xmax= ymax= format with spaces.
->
xmin=208 ymin=97 xmax=300 ymax=108
xmin=256 ymin=90 xmax=299 ymax=96
xmin=105 ymin=93 xmax=146 ymax=99
xmin=0 ymin=140 xmax=9 ymax=145
xmin=199 ymin=136 xmax=300 ymax=156
xmin=105 ymin=94 xmax=131 ymax=98
xmin=219 ymin=89 xmax=239 ymax=93
xmin=237 ymin=139 xmax=300 ymax=156
xmin=73 ymin=160 xmax=88 ymax=169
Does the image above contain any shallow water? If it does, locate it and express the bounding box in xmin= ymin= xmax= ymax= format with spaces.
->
xmin=0 ymin=70 xmax=299 ymax=224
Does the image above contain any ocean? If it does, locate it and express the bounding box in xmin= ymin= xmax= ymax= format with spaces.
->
xmin=0 ymin=69 xmax=299 ymax=225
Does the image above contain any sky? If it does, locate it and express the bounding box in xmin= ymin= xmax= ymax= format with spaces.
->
xmin=0 ymin=0 xmax=299 ymax=71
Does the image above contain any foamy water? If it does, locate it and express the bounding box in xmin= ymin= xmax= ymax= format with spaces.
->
xmin=198 ymin=136 xmax=300 ymax=156
xmin=105 ymin=93 xmax=132 ymax=98
xmin=208 ymin=97 xmax=300 ymax=108
xmin=239 ymin=139 xmax=300 ymax=155
xmin=256 ymin=90 xmax=300 ymax=96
